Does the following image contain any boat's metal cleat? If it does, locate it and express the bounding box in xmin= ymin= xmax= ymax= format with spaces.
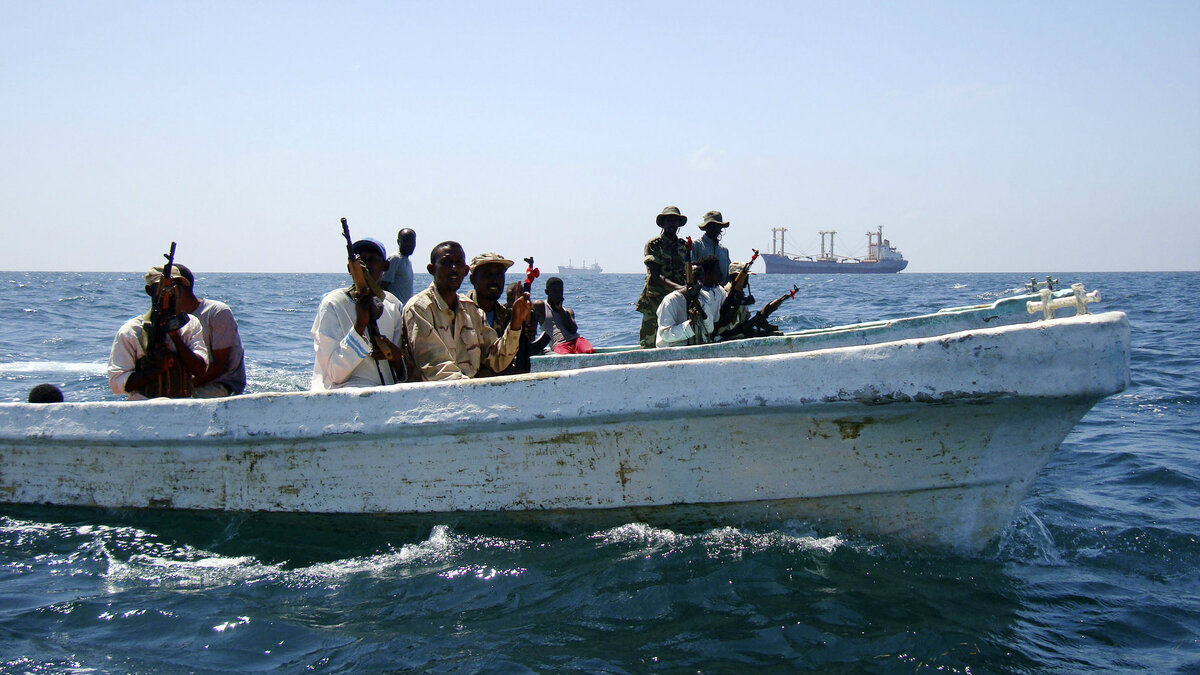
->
xmin=1027 ymin=282 xmax=1101 ymax=320
xmin=1025 ymin=276 xmax=1059 ymax=292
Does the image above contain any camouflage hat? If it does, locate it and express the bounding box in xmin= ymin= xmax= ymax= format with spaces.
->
xmin=656 ymin=206 xmax=687 ymax=227
xmin=701 ymin=211 xmax=730 ymax=228
xmin=469 ymin=252 xmax=514 ymax=271
xmin=145 ymin=264 xmax=193 ymax=287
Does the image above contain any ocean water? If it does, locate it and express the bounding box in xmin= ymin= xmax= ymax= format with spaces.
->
xmin=0 ymin=270 xmax=1197 ymax=674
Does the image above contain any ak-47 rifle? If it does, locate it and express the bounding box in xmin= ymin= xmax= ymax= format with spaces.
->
xmin=522 ymin=256 xmax=539 ymax=294
xmin=733 ymin=284 xmax=799 ymax=338
xmin=717 ymin=248 xmax=760 ymax=330
xmin=729 ymin=249 xmax=759 ymax=295
xmin=341 ymin=218 xmax=404 ymax=384
xmin=512 ymin=256 xmax=540 ymax=373
xmin=137 ymin=242 xmax=193 ymax=398
xmin=146 ymin=242 xmax=179 ymax=348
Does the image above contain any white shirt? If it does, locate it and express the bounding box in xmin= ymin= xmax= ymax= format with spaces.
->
xmin=311 ymin=288 xmax=405 ymax=390
xmin=655 ymin=284 xmax=727 ymax=348
xmin=108 ymin=313 xmax=210 ymax=400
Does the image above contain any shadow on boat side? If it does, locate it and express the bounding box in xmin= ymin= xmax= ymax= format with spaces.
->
xmin=1 ymin=497 xmax=1003 ymax=568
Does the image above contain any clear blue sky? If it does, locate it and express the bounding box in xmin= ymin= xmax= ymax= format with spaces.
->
xmin=3 ymin=1 xmax=1197 ymax=273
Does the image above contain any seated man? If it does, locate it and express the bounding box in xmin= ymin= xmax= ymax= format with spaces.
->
xmin=466 ymin=252 xmax=514 ymax=330
xmin=714 ymin=260 xmax=755 ymax=340
xmin=169 ymin=264 xmax=247 ymax=397
xmin=532 ymin=276 xmax=594 ymax=354
xmin=402 ymin=241 xmax=530 ymax=381
xmin=655 ymin=256 xmax=727 ymax=348
xmin=108 ymin=264 xmax=210 ymax=400
xmin=507 ymin=280 xmax=546 ymax=372
xmin=311 ymin=238 xmax=407 ymax=390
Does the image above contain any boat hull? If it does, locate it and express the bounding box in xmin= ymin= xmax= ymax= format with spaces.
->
xmin=0 ymin=313 xmax=1130 ymax=551
xmin=761 ymin=253 xmax=908 ymax=273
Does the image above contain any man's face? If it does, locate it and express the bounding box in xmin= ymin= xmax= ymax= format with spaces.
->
xmin=545 ymin=282 xmax=563 ymax=305
xmin=429 ymin=245 xmax=468 ymax=293
xmin=702 ymin=224 xmax=724 ymax=240
xmin=355 ymin=249 xmax=389 ymax=282
xmin=147 ymin=278 xmax=187 ymax=302
xmin=660 ymin=220 xmax=682 ymax=237
xmin=469 ymin=263 xmax=507 ymax=303
xmin=398 ymin=230 xmax=417 ymax=256
xmin=701 ymin=265 xmax=721 ymax=287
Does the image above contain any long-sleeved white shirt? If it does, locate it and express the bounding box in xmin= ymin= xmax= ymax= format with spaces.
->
xmin=310 ymin=288 xmax=405 ymax=390
xmin=655 ymin=284 xmax=727 ymax=347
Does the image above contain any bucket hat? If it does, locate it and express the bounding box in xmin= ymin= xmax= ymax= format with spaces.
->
xmin=701 ymin=211 xmax=730 ymax=228
xmin=656 ymin=206 xmax=687 ymax=227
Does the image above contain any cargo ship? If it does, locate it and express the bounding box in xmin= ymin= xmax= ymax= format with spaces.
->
xmin=557 ymin=260 xmax=603 ymax=274
xmin=761 ymin=226 xmax=907 ymax=273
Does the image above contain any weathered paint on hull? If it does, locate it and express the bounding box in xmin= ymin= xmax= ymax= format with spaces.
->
xmin=761 ymin=253 xmax=908 ymax=273
xmin=0 ymin=313 xmax=1130 ymax=551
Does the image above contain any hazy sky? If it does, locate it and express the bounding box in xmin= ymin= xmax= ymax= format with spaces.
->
xmin=3 ymin=1 xmax=1197 ymax=273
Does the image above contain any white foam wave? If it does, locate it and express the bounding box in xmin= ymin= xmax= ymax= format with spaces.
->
xmin=0 ymin=360 xmax=107 ymax=376
xmin=589 ymin=521 xmax=854 ymax=559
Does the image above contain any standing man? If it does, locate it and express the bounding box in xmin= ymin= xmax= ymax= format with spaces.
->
xmin=634 ymin=206 xmax=689 ymax=348
xmin=172 ymin=264 xmax=246 ymax=397
xmin=692 ymin=210 xmax=732 ymax=285
xmin=380 ymin=227 xmax=416 ymax=305
xmin=466 ymin=252 xmax=514 ymax=331
xmin=655 ymin=256 xmax=728 ymax=348
xmin=311 ymin=238 xmax=407 ymax=390
xmin=108 ymin=264 xmax=210 ymax=400
xmin=402 ymin=241 xmax=530 ymax=381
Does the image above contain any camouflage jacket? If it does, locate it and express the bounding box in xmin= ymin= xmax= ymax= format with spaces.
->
xmin=635 ymin=234 xmax=688 ymax=313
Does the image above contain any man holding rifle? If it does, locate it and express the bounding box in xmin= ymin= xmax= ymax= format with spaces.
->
xmin=311 ymin=237 xmax=407 ymax=390
xmin=655 ymin=256 xmax=727 ymax=348
xmin=402 ymin=241 xmax=529 ymax=381
xmin=108 ymin=261 xmax=210 ymax=400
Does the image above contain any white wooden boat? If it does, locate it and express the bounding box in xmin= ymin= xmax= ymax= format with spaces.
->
xmin=0 ymin=286 xmax=1130 ymax=551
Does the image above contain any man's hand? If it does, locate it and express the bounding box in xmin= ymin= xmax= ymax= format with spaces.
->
xmin=126 ymin=347 xmax=173 ymax=393
xmin=510 ymin=292 xmax=531 ymax=329
xmin=372 ymin=335 xmax=404 ymax=366
xmin=354 ymin=293 xmax=384 ymax=335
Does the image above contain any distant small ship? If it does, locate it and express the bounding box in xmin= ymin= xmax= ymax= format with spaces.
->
xmin=557 ymin=259 xmax=603 ymax=274
xmin=761 ymin=226 xmax=908 ymax=274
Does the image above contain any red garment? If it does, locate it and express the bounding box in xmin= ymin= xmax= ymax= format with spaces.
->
xmin=552 ymin=336 xmax=595 ymax=354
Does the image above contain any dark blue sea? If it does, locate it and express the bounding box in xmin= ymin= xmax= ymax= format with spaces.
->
xmin=1 ymin=271 xmax=1197 ymax=674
